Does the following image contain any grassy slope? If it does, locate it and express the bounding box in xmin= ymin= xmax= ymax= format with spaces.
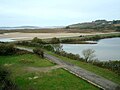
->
xmin=0 ymin=54 xmax=99 ymax=90
xmin=47 ymin=51 xmax=120 ymax=85
xmin=0 ymin=54 xmax=54 ymax=67
xmin=15 ymin=46 xmax=120 ymax=85
xmin=12 ymin=69 xmax=99 ymax=90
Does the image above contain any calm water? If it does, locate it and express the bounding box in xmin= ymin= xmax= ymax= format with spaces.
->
xmin=0 ymin=38 xmax=15 ymax=42
xmin=62 ymin=38 xmax=120 ymax=61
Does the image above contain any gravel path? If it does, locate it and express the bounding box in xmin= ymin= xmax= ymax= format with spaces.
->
xmin=17 ymin=47 xmax=120 ymax=90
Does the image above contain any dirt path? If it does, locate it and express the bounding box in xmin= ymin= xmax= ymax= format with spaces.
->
xmin=17 ymin=47 xmax=120 ymax=90
xmin=25 ymin=65 xmax=64 ymax=72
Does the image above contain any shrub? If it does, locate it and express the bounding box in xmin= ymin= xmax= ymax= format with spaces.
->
xmin=32 ymin=37 xmax=46 ymax=44
xmin=16 ymin=41 xmax=43 ymax=47
xmin=43 ymin=45 xmax=54 ymax=52
xmin=15 ymin=49 xmax=31 ymax=55
xmin=115 ymin=26 xmax=120 ymax=32
xmin=55 ymin=51 xmax=84 ymax=61
xmin=61 ymin=39 xmax=74 ymax=43
xmin=65 ymin=26 xmax=70 ymax=29
xmin=91 ymin=60 xmax=120 ymax=75
xmin=50 ymin=37 xmax=60 ymax=44
xmin=0 ymin=43 xmax=16 ymax=55
xmin=0 ymin=66 xmax=18 ymax=90
xmin=33 ymin=48 xmax=44 ymax=58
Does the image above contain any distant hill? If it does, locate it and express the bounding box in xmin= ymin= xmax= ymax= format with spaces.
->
xmin=0 ymin=26 xmax=65 ymax=30
xmin=0 ymin=26 xmax=41 ymax=30
xmin=67 ymin=20 xmax=120 ymax=31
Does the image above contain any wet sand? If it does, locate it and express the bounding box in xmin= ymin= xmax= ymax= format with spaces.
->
xmin=0 ymin=32 xmax=119 ymax=40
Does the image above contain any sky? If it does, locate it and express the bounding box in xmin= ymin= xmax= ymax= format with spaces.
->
xmin=0 ymin=0 xmax=120 ymax=27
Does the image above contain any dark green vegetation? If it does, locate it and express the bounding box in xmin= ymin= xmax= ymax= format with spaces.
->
xmin=0 ymin=66 xmax=18 ymax=90
xmin=0 ymin=43 xmax=16 ymax=55
xmin=16 ymin=37 xmax=61 ymax=52
xmin=33 ymin=48 xmax=44 ymax=58
xmin=50 ymin=37 xmax=60 ymax=44
xmin=68 ymin=20 xmax=120 ymax=31
xmin=32 ymin=37 xmax=46 ymax=44
xmin=32 ymin=37 xmax=60 ymax=44
xmin=48 ymin=51 xmax=120 ymax=85
xmin=61 ymin=33 xmax=120 ymax=44
xmin=55 ymin=51 xmax=83 ymax=61
xmin=0 ymin=43 xmax=31 ymax=55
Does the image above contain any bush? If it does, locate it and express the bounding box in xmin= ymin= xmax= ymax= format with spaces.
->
xmin=91 ymin=60 xmax=120 ymax=75
xmin=55 ymin=51 xmax=84 ymax=61
xmin=16 ymin=41 xmax=43 ymax=47
xmin=43 ymin=45 xmax=54 ymax=52
xmin=0 ymin=66 xmax=18 ymax=90
xmin=33 ymin=48 xmax=44 ymax=58
xmin=15 ymin=49 xmax=31 ymax=55
xmin=0 ymin=43 xmax=16 ymax=55
xmin=32 ymin=37 xmax=46 ymax=44
xmin=115 ymin=26 xmax=120 ymax=32
xmin=50 ymin=37 xmax=60 ymax=44
xmin=61 ymin=39 xmax=74 ymax=43
xmin=65 ymin=26 xmax=70 ymax=29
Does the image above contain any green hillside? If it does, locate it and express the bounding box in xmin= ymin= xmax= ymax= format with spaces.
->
xmin=68 ymin=20 xmax=120 ymax=31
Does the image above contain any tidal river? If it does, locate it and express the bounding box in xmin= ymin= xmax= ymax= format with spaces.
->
xmin=62 ymin=38 xmax=120 ymax=61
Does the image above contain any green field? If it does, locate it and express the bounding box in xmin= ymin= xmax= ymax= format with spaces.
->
xmin=0 ymin=54 xmax=54 ymax=67
xmin=0 ymin=54 xmax=99 ymax=90
xmin=47 ymin=51 xmax=120 ymax=85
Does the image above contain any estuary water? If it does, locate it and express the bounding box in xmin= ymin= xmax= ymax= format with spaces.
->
xmin=0 ymin=38 xmax=15 ymax=42
xmin=62 ymin=38 xmax=120 ymax=61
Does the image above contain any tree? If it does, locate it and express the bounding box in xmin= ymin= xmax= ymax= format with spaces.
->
xmin=82 ymin=49 xmax=96 ymax=62
xmin=65 ymin=26 xmax=70 ymax=29
xmin=52 ymin=44 xmax=63 ymax=52
xmin=50 ymin=37 xmax=60 ymax=44
xmin=32 ymin=37 xmax=44 ymax=44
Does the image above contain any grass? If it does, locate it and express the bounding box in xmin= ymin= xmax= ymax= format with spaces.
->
xmin=15 ymin=45 xmax=120 ymax=85
xmin=0 ymin=53 xmax=99 ymax=90
xmin=12 ymin=68 xmax=99 ymax=90
xmin=0 ymin=54 xmax=54 ymax=67
xmin=47 ymin=51 xmax=120 ymax=85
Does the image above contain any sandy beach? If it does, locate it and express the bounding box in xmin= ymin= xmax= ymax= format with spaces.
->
xmin=0 ymin=32 xmax=119 ymax=41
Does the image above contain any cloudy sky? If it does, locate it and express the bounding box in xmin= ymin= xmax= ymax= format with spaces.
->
xmin=0 ymin=0 xmax=120 ymax=27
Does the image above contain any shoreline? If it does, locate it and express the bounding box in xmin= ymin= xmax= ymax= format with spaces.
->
xmin=0 ymin=32 xmax=119 ymax=41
